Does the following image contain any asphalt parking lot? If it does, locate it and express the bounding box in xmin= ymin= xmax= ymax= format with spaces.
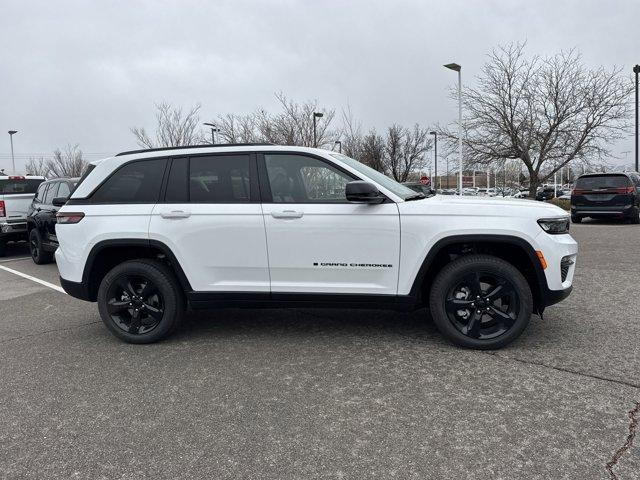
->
xmin=0 ymin=221 xmax=639 ymax=479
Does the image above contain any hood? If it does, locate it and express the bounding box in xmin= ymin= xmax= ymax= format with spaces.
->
xmin=403 ymin=194 xmax=568 ymax=218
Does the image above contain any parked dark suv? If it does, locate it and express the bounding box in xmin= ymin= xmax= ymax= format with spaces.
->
xmin=570 ymin=172 xmax=640 ymax=224
xmin=26 ymin=177 xmax=78 ymax=263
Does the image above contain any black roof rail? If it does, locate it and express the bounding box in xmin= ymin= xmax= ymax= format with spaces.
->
xmin=115 ymin=143 xmax=275 ymax=157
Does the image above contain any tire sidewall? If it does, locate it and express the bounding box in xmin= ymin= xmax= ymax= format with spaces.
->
xmin=97 ymin=260 xmax=183 ymax=344
xmin=29 ymin=229 xmax=45 ymax=264
xmin=429 ymin=255 xmax=533 ymax=349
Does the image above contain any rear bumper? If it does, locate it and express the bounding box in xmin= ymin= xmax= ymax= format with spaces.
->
xmin=0 ymin=220 xmax=27 ymax=242
xmin=571 ymin=204 xmax=634 ymax=216
xmin=59 ymin=277 xmax=93 ymax=302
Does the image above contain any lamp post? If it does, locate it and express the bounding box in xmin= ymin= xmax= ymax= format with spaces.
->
xmin=203 ymin=122 xmax=219 ymax=145
xmin=334 ymin=140 xmax=342 ymax=153
xmin=429 ymin=131 xmax=438 ymax=191
xmin=634 ymin=65 xmax=639 ymax=172
xmin=444 ymin=62 xmax=463 ymax=195
xmin=8 ymin=130 xmax=17 ymax=174
xmin=313 ymin=112 xmax=323 ymax=147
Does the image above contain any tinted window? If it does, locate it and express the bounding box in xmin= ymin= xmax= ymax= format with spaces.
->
xmin=0 ymin=178 xmax=44 ymax=194
xmin=165 ymin=158 xmax=188 ymax=203
xmin=57 ymin=182 xmax=72 ymax=198
xmin=44 ymin=182 xmax=59 ymax=204
xmin=91 ymin=159 xmax=167 ymax=203
xmin=189 ymin=155 xmax=250 ymax=203
xmin=575 ymin=175 xmax=631 ymax=190
xmin=34 ymin=183 xmax=48 ymax=202
xmin=264 ymin=154 xmax=353 ymax=203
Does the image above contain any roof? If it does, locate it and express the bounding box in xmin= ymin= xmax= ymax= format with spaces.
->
xmin=115 ymin=143 xmax=274 ymax=157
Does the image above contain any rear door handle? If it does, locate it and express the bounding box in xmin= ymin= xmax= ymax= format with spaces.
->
xmin=271 ymin=210 xmax=304 ymax=219
xmin=160 ymin=210 xmax=191 ymax=219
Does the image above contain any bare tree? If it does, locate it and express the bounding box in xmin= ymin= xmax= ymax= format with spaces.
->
xmin=213 ymin=93 xmax=337 ymax=148
xmin=338 ymin=106 xmax=364 ymax=158
xmin=132 ymin=102 xmax=203 ymax=148
xmin=360 ymin=129 xmax=386 ymax=172
xmin=383 ymin=124 xmax=431 ymax=182
xmin=46 ymin=145 xmax=86 ymax=178
xmin=25 ymin=157 xmax=49 ymax=176
xmin=442 ymin=43 xmax=632 ymax=195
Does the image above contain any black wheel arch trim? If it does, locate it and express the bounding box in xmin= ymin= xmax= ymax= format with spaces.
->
xmin=62 ymin=238 xmax=193 ymax=301
xmin=408 ymin=234 xmax=556 ymax=313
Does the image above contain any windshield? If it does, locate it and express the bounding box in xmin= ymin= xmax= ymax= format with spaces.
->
xmin=330 ymin=153 xmax=418 ymax=200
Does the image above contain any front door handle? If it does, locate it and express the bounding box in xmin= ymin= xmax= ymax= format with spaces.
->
xmin=160 ymin=210 xmax=191 ymax=219
xmin=271 ymin=210 xmax=304 ymax=219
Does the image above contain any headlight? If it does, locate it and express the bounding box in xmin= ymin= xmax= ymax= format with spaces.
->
xmin=537 ymin=217 xmax=570 ymax=234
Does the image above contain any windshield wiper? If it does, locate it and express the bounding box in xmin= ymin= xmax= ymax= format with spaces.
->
xmin=404 ymin=193 xmax=426 ymax=201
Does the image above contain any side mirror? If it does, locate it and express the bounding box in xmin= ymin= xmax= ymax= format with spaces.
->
xmin=52 ymin=197 xmax=68 ymax=207
xmin=345 ymin=181 xmax=385 ymax=204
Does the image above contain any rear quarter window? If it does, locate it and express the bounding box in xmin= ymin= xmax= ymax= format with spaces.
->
xmin=90 ymin=159 xmax=167 ymax=203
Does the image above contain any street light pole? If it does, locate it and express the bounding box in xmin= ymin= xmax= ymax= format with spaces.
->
xmin=203 ymin=122 xmax=218 ymax=145
xmin=313 ymin=112 xmax=324 ymax=147
xmin=429 ymin=131 xmax=438 ymax=191
xmin=444 ymin=63 xmax=463 ymax=195
xmin=634 ymin=65 xmax=640 ymax=172
xmin=8 ymin=130 xmax=17 ymax=174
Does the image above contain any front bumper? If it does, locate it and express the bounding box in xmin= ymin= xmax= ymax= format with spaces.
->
xmin=541 ymin=285 xmax=572 ymax=308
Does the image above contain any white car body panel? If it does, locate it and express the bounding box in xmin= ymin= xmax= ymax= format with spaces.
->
xmin=56 ymin=146 xmax=577 ymax=302
xmin=261 ymin=202 xmax=400 ymax=294
xmin=148 ymin=203 xmax=270 ymax=292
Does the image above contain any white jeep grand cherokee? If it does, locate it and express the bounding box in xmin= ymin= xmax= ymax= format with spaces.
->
xmin=55 ymin=145 xmax=577 ymax=349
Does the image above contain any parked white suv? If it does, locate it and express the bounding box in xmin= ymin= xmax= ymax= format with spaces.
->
xmin=56 ymin=145 xmax=577 ymax=348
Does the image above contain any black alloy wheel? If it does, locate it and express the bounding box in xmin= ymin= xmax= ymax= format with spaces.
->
xmin=97 ymin=259 xmax=184 ymax=343
xmin=444 ymin=271 xmax=519 ymax=340
xmin=430 ymin=254 xmax=533 ymax=349
xmin=106 ymin=275 xmax=165 ymax=335
xmin=29 ymin=229 xmax=53 ymax=264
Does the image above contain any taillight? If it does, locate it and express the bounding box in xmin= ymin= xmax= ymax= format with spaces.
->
xmin=56 ymin=212 xmax=85 ymax=224
xmin=617 ymin=186 xmax=635 ymax=194
xmin=0 ymin=200 xmax=4 ymax=217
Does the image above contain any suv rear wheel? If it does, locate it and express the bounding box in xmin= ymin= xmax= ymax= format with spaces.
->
xmin=429 ymin=254 xmax=533 ymax=349
xmin=571 ymin=215 xmax=582 ymax=224
xmin=97 ymin=259 xmax=184 ymax=343
xmin=29 ymin=229 xmax=54 ymax=264
xmin=629 ymin=206 xmax=640 ymax=224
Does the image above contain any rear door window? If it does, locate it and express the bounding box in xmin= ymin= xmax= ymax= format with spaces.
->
xmin=575 ymin=175 xmax=631 ymax=189
xmin=189 ymin=155 xmax=251 ymax=203
xmin=34 ymin=183 xmax=48 ymax=203
xmin=91 ymin=159 xmax=167 ymax=203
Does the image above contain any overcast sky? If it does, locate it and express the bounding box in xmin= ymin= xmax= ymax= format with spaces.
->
xmin=1 ymin=0 xmax=639 ymax=171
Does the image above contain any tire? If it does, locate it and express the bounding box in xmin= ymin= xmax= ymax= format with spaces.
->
xmin=97 ymin=259 xmax=185 ymax=344
xmin=571 ymin=215 xmax=582 ymax=224
xmin=429 ymin=254 xmax=533 ymax=350
xmin=629 ymin=207 xmax=640 ymax=225
xmin=29 ymin=229 xmax=54 ymax=264
xmin=0 ymin=240 xmax=6 ymax=257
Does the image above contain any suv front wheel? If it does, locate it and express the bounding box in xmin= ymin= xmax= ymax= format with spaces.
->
xmin=97 ymin=259 xmax=184 ymax=343
xmin=429 ymin=254 xmax=533 ymax=349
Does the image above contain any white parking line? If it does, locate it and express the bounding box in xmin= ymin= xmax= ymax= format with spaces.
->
xmin=0 ymin=257 xmax=31 ymax=263
xmin=0 ymin=265 xmax=67 ymax=294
